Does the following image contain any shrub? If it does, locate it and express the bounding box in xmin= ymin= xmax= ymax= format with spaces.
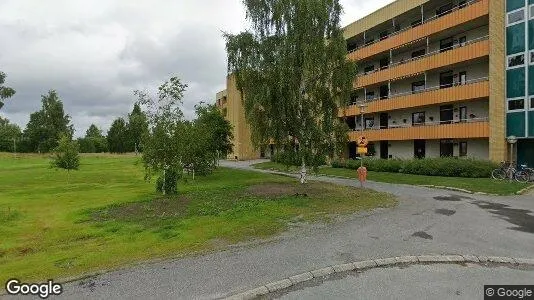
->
xmin=156 ymin=168 xmax=182 ymax=195
xmin=271 ymin=151 xmax=327 ymax=167
xmin=330 ymin=157 xmax=498 ymax=178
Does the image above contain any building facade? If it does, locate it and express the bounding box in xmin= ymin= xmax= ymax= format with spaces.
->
xmin=217 ymin=0 xmax=534 ymax=166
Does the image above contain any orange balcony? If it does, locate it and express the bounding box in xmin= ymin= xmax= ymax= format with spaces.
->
xmin=349 ymin=120 xmax=489 ymax=142
xmin=347 ymin=0 xmax=489 ymax=61
xmin=341 ymin=79 xmax=489 ymax=117
xmin=354 ymin=37 xmax=489 ymax=88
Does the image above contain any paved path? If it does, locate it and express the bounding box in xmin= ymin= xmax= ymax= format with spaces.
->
xmin=43 ymin=161 xmax=534 ymax=299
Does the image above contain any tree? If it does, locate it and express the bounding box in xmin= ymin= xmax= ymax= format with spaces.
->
xmin=137 ymin=77 xmax=187 ymax=195
xmin=23 ymin=90 xmax=74 ymax=153
xmin=107 ymin=118 xmax=128 ymax=153
xmin=78 ymin=124 xmax=107 ymax=153
xmin=51 ymin=134 xmax=80 ymax=182
xmin=0 ymin=117 xmax=22 ymax=152
xmin=0 ymin=72 xmax=16 ymax=110
xmin=127 ymin=103 xmax=149 ymax=153
xmin=225 ymin=0 xmax=357 ymax=183
xmin=194 ymin=103 xmax=233 ymax=163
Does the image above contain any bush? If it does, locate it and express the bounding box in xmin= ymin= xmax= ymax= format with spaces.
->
xmin=271 ymin=151 xmax=327 ymax=167
xmin=331 ymin=157 xmax=498 ymax=178
xmin=156 ymin=168 xmax=182 ymax=195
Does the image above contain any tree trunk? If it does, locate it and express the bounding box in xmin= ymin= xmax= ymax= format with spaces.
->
xmin=300 ymin=157 xmax=307 ymax=184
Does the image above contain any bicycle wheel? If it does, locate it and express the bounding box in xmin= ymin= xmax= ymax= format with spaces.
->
xmin=491 ymin=169 xmax=506 ymax=180
xmin=515 ymin=171 xmax=530 ymax=183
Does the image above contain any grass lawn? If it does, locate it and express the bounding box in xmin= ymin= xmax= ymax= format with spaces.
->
xmin=253 ymin=161 xmax=531 ymax=196
xmin=0 ymin=153 xmax=394 ymax=284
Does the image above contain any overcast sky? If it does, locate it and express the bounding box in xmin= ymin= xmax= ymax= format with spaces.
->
xmin=0 ymin=0 xmax=394 ymax=137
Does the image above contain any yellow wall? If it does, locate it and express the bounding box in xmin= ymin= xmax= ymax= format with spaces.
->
xmin=489 ymin=0 xmax=507 ymax=162
xmin=225 ymin=75 xmax=261 ymax=160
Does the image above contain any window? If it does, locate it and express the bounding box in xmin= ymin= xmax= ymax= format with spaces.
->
xmin=365 ymin=39 xmax=374 ymax=46
xmin=530 ymin=5 xmax=534 ymax=19
xmin=531 ymin=97 xmax=534 ymax=109
xmin=364 ymin=117 xmax=375 ymax=129
xmin=364 ymin=65 xmax=375 ymax=73
xmin=530 ymin=51 xmax=534 ymax=64
xmin=411 ymin=49 xmax=426 ymax=58
xmin=460 ymin=106 xmax=468 ymax=122
xmin=507 ymin=9 xmax=525 ymax=25
xmin=366 ymin=91 xmax=375 ymax=100
xmin=440 ymin=37 xmax=454 ymax=52
xmin=412 ymin=112 xmax=425 ymax=126
xmin=459 ymin=71 xmax=467 ymax=85
xmin=458 ymin=36 xmax=467 ymax=47
xmin=436 ymin=3 xmax=453 ymax=16
xmin=459 ymin=142 xmax=468 ymax=157
xmin=508 ymin=53 xmax=525 ymax=68
xmin=350 ymin=92 xmax=359 ymax=104
xmin=379 ymin=31 xmax=389 ymax=40
xmin=411 ymin=81 xmax=426 ymax=93
xmin=508 ymin=98 xmax=525 ymax=111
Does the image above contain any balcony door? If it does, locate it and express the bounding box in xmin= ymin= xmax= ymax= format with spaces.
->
xmin=440 ymin=140 xmax=454 ymax=157
xmin=380 ymin=85 xmax=389 ymax=99
xmin=440 ymin=105 xmax=454 ymax=124
xmin=440 ymin=37 xmax=454 ymax=52
xmin=440 ymin=71 xmax=454 ymax=88
xmin=380 ymin=141 xmax=389 ymax=159
xmin=414 ymin=140 xmax=426 ymax=159
xmin=379 ymin=57 xmax=390 ymax=70
xmin=380 ymin=113 xmax=389 ymax=129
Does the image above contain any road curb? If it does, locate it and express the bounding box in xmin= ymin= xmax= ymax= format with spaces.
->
xmin=517 ymin=184 xmax=534 ymax=195
xmin=224 ymin=255 xmax=534 ymax=300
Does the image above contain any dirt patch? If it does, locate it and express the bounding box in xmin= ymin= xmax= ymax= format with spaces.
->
xmin=91 ymin=196 xmax=191 ymax=222
xmin=247 ymin=183 xmax=327 ymax=198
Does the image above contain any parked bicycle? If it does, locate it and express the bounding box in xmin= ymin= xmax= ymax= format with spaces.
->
xmin=517 ymin=164 xmax=534 ymax=182
xmin=491 ymin=162 xmax=530 ymax=183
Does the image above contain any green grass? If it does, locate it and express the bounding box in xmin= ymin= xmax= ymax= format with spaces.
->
xmin=0 ymin=153 xmax=394 ymax=283
xmin=253 ymin=161 xmax=531 ymax=196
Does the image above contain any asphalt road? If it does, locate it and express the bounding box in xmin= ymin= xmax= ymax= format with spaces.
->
xmin=8 ymin=160 xmax=533 ymax=299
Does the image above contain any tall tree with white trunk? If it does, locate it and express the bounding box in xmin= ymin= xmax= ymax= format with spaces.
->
xmin=225 ymin=0 xmax=357 ymax=183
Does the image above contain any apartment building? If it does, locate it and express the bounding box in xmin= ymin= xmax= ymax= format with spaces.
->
xmin=217 ymin=0 xmax=534 ymax=166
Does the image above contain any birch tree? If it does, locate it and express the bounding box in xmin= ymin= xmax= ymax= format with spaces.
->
xmin=225 ymin=0 xmax=357 ymax=183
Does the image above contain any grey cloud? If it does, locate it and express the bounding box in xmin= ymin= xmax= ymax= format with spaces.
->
xmin=0 ymin=0 xmax=393 ymax=137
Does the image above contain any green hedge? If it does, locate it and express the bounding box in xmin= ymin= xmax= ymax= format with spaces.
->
xmin=272 ymin=151 xmax=327 ymax=167
xmin=332 ymin=157 xmax=499 ymax=178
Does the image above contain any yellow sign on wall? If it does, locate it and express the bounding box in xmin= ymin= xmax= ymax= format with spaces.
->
xmin=357 ymin=147 xmax=368 ymax=154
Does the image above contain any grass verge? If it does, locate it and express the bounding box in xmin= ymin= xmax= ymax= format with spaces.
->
xmin=0 ymin=154 xmax=395 ymax=284
xmin=252 ymin=161 xmax=530 ymax=196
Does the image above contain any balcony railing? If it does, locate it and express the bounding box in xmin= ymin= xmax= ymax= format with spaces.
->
xmin=348 ymin=119 xmax=490 ymax=141
xmin=341 ymin=79 xmax=489 ymax=117
xmin=348 ymin=0 xmax=483 ymax=54
xmin=354 ymin=36 xmax=489 ymax=88
xmin=359 ymin=35 xmax=489 ymax=77
xmin=358 ymin=76 xmax=489 ymax=103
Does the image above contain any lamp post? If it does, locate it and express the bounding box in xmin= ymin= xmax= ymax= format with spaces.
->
xmin=507 ymin=136 xmax=518 ymax=182
xmin=359 ymin=103 xmax=367 ymax=167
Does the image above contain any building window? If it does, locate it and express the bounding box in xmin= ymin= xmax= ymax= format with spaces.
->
xmin=366 ymin=91 xmax=375 ymax=100
xmin=530 ymin=5 xmax=534 ymax=19
xmin=508 ymin=98 xmax=525 ymax=111
xmin=507 ymin=9 xmax=525 ymax=26
xmin=530 ymin=97 xmax=534 ymax=109
xmin=458 ymin=36 xmax=467 ymax=47
xmin=364 ymin=117 xmax=375 ymax=129
xmin=412 ymin=81 xmax=426 ymax=93
xmin=350 ymin=92 xmax=359 ymax=104
xmin=412 ymin=112 xmax=425 ymax=126
xmin=459 ymin=142 xmax=468 ymax=157
xmin=364 ymin=65 xmax=375 ymax=73
xmin=460 ymin=106 xmax=468 ymax=122
xmin=508 ymin=53 xmax=525 ymax=68
xmin=530 ymin=51 xmax=534 ymax=64
xmin=411 ymin=49 xmax=426 ymax=58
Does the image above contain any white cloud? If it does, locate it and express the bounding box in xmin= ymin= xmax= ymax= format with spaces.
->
xmin=0 ymin=0 xmax=394 ymax=137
